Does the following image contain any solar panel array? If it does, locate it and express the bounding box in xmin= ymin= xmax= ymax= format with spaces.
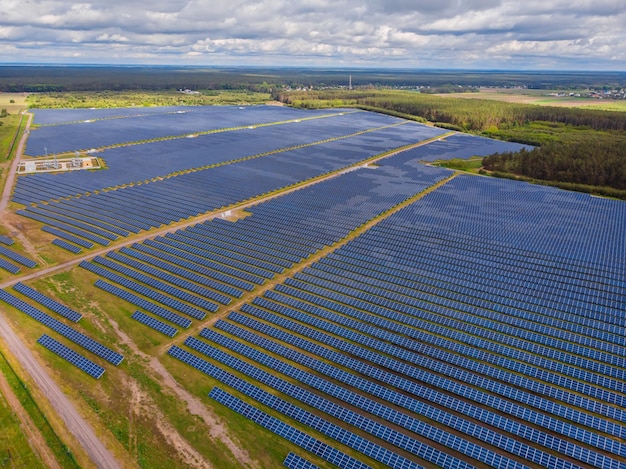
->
xmin=162 ymin=162 xmax=624 ymax=468
xmin=0 ymin=289 xmax=123 ymax=366
xmin=0 ymin=245 xmax=37 ymax=268
xmin=12 ymin=106 xmax=528 ymax=249
xmin=51 ymin=238 xmax=82 ymax=254
xmin=13 ymin=282 xmax=82 ymax=322
xmin=9 ymin=107 xmax=625 ymax=468
xmin=37 ymin=334 xmax=105 ymax=379
xmin=283 ymin=453 xmax=320 ymax=469
xmin=0 ymin=235 xmax=14 ymax=245
xmin=131 ymin=311 xmax=178 ymax=338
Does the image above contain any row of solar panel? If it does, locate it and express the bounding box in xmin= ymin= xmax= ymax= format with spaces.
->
xmin=13 ymin=282 xmax=82 ymax=322
xmin=294 ymin=267 xmax=626 ymax=382
xmin=38 ymin=334 xmax=105 ymax=379
xmin=80 ymin=261 xmax=209 ymax=319
xmin=131 ymin=311 xmax=177 ymax=337
xmin=318 ymin=252 xmax=626 ymax=352
xmin=281 ymin=277 xmax=625 ymax=405
xmin=52 ymin=238 xmax=82 ymax=254
xmin=0 ymin=235 xmax=14 ymax=245
xmin=167 ymin=344 xmax=373 ymax=469
xmin=105 ymin=251 xmax=236 ymax=303
xmin=218 ymin=314 xmax=624 ymax=459
xmin=0 ymin=289 xmax=122 ymax=365
xmin=93 ymin=280 xmax=192 ymax=329
xmin=92 ymin=255 xmax=226 ymax=309
xmin=283 ymin=452 xmax=319 ymax=469
xmin=0 ymin=258 xmax=20 ymax=274
xmin=167 ymin=342 xmax=423 ymax=469
xmin=243 ymin=297 xmax=625 ymax=425
xmin=0 ymin=245 xmax=37 ymax=268
xmin=193 ymin=328 xmax=590 ymax=469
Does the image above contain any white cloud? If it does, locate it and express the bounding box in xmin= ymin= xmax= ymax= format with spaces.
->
xmin=0 ymin=0 xmax=624 ymax=68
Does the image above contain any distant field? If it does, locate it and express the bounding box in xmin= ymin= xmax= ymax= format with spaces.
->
xmin=0 ymin=93 xmax=28 ymax=114
xmin=436 ymin=88 xmax=626 ymax=111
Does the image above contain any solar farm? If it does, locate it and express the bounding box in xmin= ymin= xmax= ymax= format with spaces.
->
xmin=0 ymin=104 xmax=624 ymax=469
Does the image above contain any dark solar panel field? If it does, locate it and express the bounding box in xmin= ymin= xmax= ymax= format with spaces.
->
xmin=4 ymin=105 xmax=624 ymax=469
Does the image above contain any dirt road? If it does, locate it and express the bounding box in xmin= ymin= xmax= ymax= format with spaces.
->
xmin=0 ymin=311 xmax=121 ymax=469
xmin=0 ymin=112 xmax=31 ymax=213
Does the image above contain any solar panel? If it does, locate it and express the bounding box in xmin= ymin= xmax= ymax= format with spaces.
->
xmin=283 ymin=453 xmax=320 ymax=469
xmin=0 ymin=289 xmax=122 ymax=365
xmin=0 ymin=245 xmax=37 ymax=268
xmin=131 ymin=311 xmax=177 ymax=337
xmin=209 ymin=386 xmax=373 ymax=469
xmin=93 ymin=279 xmax=191 ymax=328
xmin=38 ymin=334 xmax=105 ymax=379
xmin=13 ymin=282 xmax=82 ymax=322
xmin=51 ymin=238 xmax=82 ymax=254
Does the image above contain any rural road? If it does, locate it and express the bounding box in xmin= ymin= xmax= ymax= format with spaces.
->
xmin=0 ymin=112 xmax=31 ymax=213
xmin=0 ymin=311 xmax=121 ymax=469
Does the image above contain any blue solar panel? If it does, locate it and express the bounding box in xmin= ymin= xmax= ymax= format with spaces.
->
xmin=13 ymin=282 xmax=82 ymax=322
xmin=208 ymin=386 xmax=373 ymax=469
xmin=0 ymin=258 xmax=20 ymax=274
xmin=283 ymin=453 xmax=320 ymax=469
xmin=0 ymin=245 xmax=36 ymax=268
xmin=51 ymin=238 xmax=82 ymax=254
xmin=0 ymin=235 xmax=14 ymax=245
xmin=93 ymin=279 xmax=191 ymax=328
xmin=37 ymin=334 xmax=105 ymax=379
xmin=131 ymin=311 xmax=177 ymax=337
xmin=41 ymin=225 xmax=94 ymax=248
xmin=0 ymin=289 xmax=122 ymax=365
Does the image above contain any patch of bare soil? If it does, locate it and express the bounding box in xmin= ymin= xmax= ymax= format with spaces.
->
xmin=108 ymin=320 xmax=256 ymax=469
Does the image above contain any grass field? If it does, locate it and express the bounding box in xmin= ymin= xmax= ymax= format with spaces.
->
xmin=436 ymin=88 xmax=626 ymax=111
xmin=0 ymin=382 xmax=46 ymax=469
xmin=26 ymin=90 xmax=272 ymax=109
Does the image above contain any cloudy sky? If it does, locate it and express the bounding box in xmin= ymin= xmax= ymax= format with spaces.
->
xmin=1 ymin=0 xmax=625 ymax=69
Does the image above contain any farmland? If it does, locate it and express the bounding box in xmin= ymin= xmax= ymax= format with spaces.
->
xmin=0 ymin=104 xmax=624 ymax=469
